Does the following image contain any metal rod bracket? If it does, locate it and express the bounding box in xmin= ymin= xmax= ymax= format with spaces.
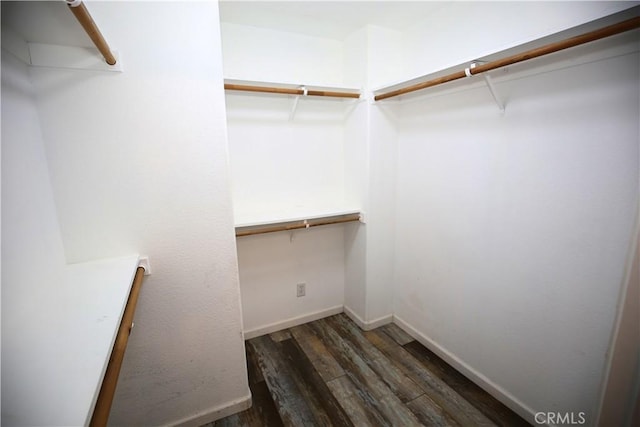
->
xmin=289 ymin=86 xmax=308 ymax=121
xmin=482 ymin=74 xmax=505 ymax=112
xmin=466 ymin=61 xmax=505 ymax=112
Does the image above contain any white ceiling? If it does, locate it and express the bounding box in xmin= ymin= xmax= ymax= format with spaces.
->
xmin=218 ymin=1 xmax=447 ymax=40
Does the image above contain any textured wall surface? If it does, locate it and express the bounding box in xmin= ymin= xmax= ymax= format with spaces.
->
xmin=12 ymin=2 xmax=249 ymax=425
xmin=393 ymin=33 xmax=639 ymax=423
xmin=221 ymin=22 xmax=343 ymax=86
xmin=1 ymin=50 xmax=68 ymax=425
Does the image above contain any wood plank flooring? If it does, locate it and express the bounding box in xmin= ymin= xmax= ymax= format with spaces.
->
xmin=207 ymin=314 xmax=530 ymax=427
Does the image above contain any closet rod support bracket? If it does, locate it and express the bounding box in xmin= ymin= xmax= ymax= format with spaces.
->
xmin=482 ymin=74 xmax=505 ymax=113
xmin=359 ymin=211 xmax=367 ymax=224
xmin=467 ymin=61 xmax=505 ymax=112
xmin=138 ymin=256 xmax=152 ymax=275
xmin=289 ymin=85 xmax=307 ymax=121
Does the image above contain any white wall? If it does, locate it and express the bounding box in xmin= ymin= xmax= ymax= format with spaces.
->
xmin=226 ymin=94 xmax=349 ymax=223
xmin=401 ymin=1 xmax=638 ymax=81
xmin=11 ymin=2 xmax=249 ymax=425
xmin=342 ymin=25 xmax=401 ymax=327
xmin=365 ymin=26 xmax=403 ymax=89
xmin=238 ymin=226 xmax=345 ymax=337
xmin=364 ymin=105 xmax=397 ymax=323
xmin=343 ymin=100 xmax=368 ymax=320
xmin=221 ymin=22 xmax=343 ymax=85
xmin=393 ymin=30 xmax=639 ymax=425
xmin=222 ymin=23 xmax=352 ymax=222
xmin=1 ymin=50 xmax=67 ymax=425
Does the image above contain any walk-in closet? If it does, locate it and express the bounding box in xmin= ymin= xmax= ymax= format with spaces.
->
xmin=2 ymin=1 xmax=639 ymax=426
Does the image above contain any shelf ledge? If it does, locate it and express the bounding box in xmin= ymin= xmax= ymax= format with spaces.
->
xmin=235 ymin=212 xmax=362 ymax=237
xmin=4 ymin=254 xmax=140 ymax=426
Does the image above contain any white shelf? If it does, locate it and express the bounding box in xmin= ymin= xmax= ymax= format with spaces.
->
xmin=235 ymin=208 xmax=361 ymax=228
xmin=235 ymin=209 xmax=362 ymax=237
xmin=8 ymin=254 xmax=140 ymax=426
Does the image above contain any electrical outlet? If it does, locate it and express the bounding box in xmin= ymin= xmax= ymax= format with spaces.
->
xmin=296 ymin=283 xmax=306 ymax=297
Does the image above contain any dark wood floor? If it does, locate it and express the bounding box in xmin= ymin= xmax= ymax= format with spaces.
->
xmin=207 ymin=314 xmax=530 ymax=426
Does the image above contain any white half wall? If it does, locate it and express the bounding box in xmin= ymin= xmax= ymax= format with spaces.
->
xmin=20 ymin=2 xmax=248 ymax=425
xmin=393 ymin=34 xmax=639 ymax=425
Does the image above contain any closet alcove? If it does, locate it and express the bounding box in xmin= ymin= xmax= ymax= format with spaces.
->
xmin=219 ymin=2 xmax=639 ymax=425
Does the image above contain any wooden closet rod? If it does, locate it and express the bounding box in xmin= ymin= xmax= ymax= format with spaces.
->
xmin=66 ymin=0 xmax=117 ymax=66
xmin=90 ymin=267 xmax=145 ymax=427
xmin=224 ymin=83 xmax=360 ymax=99
xmin=236 ymin=213 xmax=361 ymax=237
xmin=375 ymin=16 xmax=640 ymax=101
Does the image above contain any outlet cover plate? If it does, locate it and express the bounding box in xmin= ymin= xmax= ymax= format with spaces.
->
xmin=296 ymin=283 xmax=306 ymax=297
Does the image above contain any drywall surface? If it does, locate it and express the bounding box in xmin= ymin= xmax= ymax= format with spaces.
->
xmin=0 ymin=49 xmax=67 ymax=425
xmin=26 ymin=2 xmax=248 ymax=425
xmin=221 ymin=22 xmax=343 ymax=85
xmin=401 ymin=1 xmax=638 ymax=81
xmin=342 ymin=26 xmax=399 ymax=326
xmin=365 ymin=25 xmax=403 ymax=89
xmin=364 ymin=104 xmax=397 ymax=322
xmin=237 ymin=226 xmax=345 ymax=335
xmin=221 ymin=21 xmax=354 ymax=221
xmin=343 ymin=27 xmax=368 ymax=88
xmin=393 ymin=38 xmax=639 ymax=424
xmin=343 ymin=100 xmax=368 ymax=320
xmin=225 ymin=93 xmax=349 ymax=223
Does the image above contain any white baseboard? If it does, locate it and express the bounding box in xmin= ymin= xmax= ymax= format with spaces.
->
xmin=392 ymin=315 xmax=540 ymax=426
xmin=169 ymin=392 xmax=252 ymax=427
xmin=243 ymin=305 xmax=344 ymax=340
xmin=344 ymin=306 xmax=393 ymax=331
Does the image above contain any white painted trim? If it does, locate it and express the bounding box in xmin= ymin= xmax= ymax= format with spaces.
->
xmin=343 ymin=305 xmax=367 ymax=329
xmin=169 ymin=393 xmax=252 ymax=427
xmin=365 ymin=313 xmax=394 ymax=330
xmin=392 ymin=315 xmax=541 ymax=426
xmin=243 ymin=305 xmax=344 ymax=340
xmin=344 ymin=306 xmax=393 ymax=331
